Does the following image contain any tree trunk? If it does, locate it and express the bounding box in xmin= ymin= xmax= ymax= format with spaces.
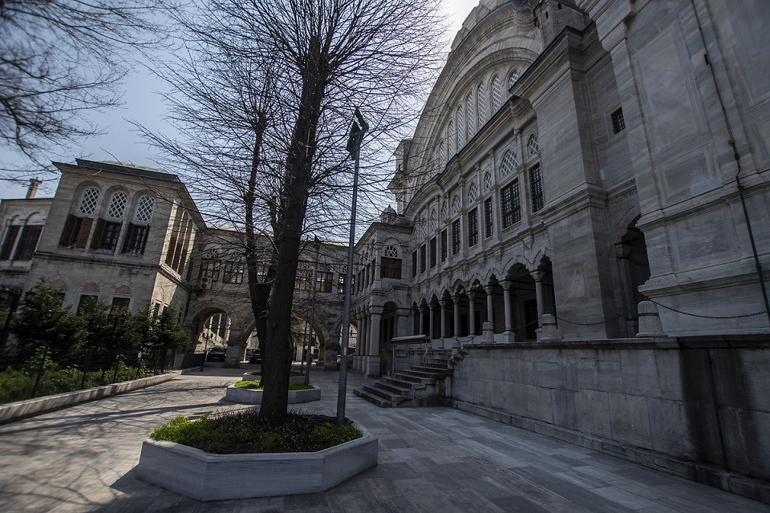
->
xmin=260 ymin=36 xmax=327 ymax=422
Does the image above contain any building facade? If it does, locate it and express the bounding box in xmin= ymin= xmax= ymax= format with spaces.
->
xmin=2 ymin=0 xmax=770 ymax=499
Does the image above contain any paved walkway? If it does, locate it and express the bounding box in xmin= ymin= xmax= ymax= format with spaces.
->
xmin=0 ymin=367 xmax=768 ymax=513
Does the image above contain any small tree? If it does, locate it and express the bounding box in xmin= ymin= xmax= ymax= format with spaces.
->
xmin=11 ymin=280 xmax=85 ymax=365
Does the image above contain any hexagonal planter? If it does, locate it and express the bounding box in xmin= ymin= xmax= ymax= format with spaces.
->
xmin=225 ymin=384 xmax=321 ymax=404
xmin=135 ymin=426 xmax=378 ymax=501
xmin=242 ymin=372 xmax=306 ymax=384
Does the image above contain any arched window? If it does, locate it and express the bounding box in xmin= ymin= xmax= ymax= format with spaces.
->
xmin=122 ymin=194 xmax=155 ymax=256
xmin=383 ymin=244 xmax=399 ymax=258
xmin=509 ymin=69 xmax=519 ymax=88
xmin=527 ymin=134 xmax=540 ymax=156
xmin=78 ymin=187 xmax=100 ymax=216
xmin=468 ymin=182 xmax=478 ymax=203
xmin=134 ymin=195 xmax=155 ymax=224
xmin=483 ymin=171 xmax=493 ymax=190
xmin=465 ymin=93 xmax=475 ymax=139
xmin=456 ymin=106 xmax=464 ymax=148
xmin=436 ymin=140 xmax=445 ymax=174
xmin=451 ymin=193 xmax=461 ymax=215
xmin=477 ymin=82 xmax=487 ymax=125
xmin=447 ymin=121 xmax=455 ymax=157
xmin=440 ymin=201 xmax=448 ymax=220
xmin=491 ymin=75 xmax=502 ymax=112
xmin=430 ymin=208 xmax=437 ymax=232
xmin=106 ymin=191 xmax=128 ymax=220
xmin=500 ymin=150 xmax=518 ymax=178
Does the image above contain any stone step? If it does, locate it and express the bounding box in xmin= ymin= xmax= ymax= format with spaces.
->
xmin=393 ymin=372 xmax=428 ymax=384
xmin=414 ymin=364 xmax=449 ymax=372
xmin=363 ymin=384 xmax=403 ymax=401
xmin=375 ymin=380 xmax=413 ymax=395
xmin=401 ymin=369 xmax=446 ymax=380
xmin=382 ymin=376 xmax=422 ymax=389
xmin=353 ymin=388 xmax=394 ymax=407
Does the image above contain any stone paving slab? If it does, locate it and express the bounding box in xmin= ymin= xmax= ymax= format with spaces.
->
xmin=0 ymin=367 xmax=768 ymax=513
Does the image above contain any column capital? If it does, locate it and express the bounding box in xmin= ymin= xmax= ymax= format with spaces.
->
xmin=530 ymin=270 xmax=546 ymax=282
xmin=500 ymin=279 xmax=513 ymax=291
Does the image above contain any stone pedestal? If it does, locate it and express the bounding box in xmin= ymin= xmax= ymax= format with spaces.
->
xmin=636 ymin=301 xmax=665 ymax=337
xmin=536 ymin=314 xmax=561 ymax=342
xmin=364 ymin=356 xmax=381 ymax=377
xmin=482 ymin=321 xmax=494 ymax=344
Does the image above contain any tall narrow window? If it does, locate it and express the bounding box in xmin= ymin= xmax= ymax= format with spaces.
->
xmin=491 ymin=75 xmax=502 ymax=111
xmin=456 ymin=106 xmax=464 ymax=148
xmin=611 ymin=108 xmax=625 ymax=134
xmin=530 ymin=164 xmax=544 ymax=212
xmin=500 ymin=179 xmax=521 ymax=228
xmin=199 ymin=259 xmax=221 ymax=283
xmin=317 ymin=271 xmax=334 ymax=292
xmin=13 ymin=225 xmax=43 ymax=260
xmin=60 ymin=186 xmax=100 ymax=248
xmin=484 ymin=198 xmax=494 ymax=238
xmin=419 ymin=244 xmax=426 ymax=273
xmin=477 ymin=82 xmax=487 ymax=125
xmin=223 ymin=261 xmax=245 ymax=284
xmin=0 ymin=225 xmax=20 ymax=260
xmin=411 ymin=250 xmax=417 ymax=277
xmin=123 ymin=194 xmax=154 ymax=256
xmin=110 ymin=297 xmax=130 ymax=314
xmin=465 ymin=93 xmax=474 ymax=139
xmin=429 ymin=237 xmax=437 ymax=268
xmin=451 ymin=219 xmax=461 ymax=255
xmin=447 ymin=121 xmax=455 ymax=157
xmin=440 ymin=229 xmax=448 ymax=262
xmin=468 ymin=208 xmax=479 ymax=247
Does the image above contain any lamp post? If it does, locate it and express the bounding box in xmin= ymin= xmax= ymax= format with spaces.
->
xmin=304 ymin=236 xmax=321 ymax=386
xmin=336 ymin=108 xmax=368 ymax=425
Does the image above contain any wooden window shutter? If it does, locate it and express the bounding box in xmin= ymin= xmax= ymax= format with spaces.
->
xmin=59 ymin=215 xmax=76 ymax=247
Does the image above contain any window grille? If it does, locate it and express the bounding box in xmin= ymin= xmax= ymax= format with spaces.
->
xmin=466 ymin=93 xmax=475 ymax=139
xmin=451 ymin=219 xmax=461 ymax=255
xmin=78 ymin=187 xmax=100 ymax=216
xmin=477 ymin=82 xmax=487 ymax=124
xmin=134 ymin=195 xmax=154 ymax=224
xmin=611 ymin=108 xmax=625 ymax=134
xmin=107 ymin=191 xmax=128 ymax=219
xmin=491 ymin=75 xmax=502 ymax=111
xmin=509 ymin=70 xmax=519 ymax=88
xmin=440 ymin=229 xmax=448 ymax=261
xmin=429 ymin=237 xmax=437 ymax=268
xmin=383 ymin=244 xmax=399 ymax=258
xmin=456 ymin=106 xmax=464 ymax=148
xmin=483 ymin=171 xmax=493 ymax=190
xmin=530 ymin=164 xmax=544 ymax=212
xmin=447 ymin=121 xmax=455 ymax=157
xmin=501 ymin=179 xmax=521 ymax=228
xmin=468 ymin=182 xmax=478 ymax=204
xmin=500 ymin=150 xmax=518 ymax=178
xmin=484 ymin=198 xmax=493 ymax=238
xmin=468 ymin=208 xmax=479 ymax=247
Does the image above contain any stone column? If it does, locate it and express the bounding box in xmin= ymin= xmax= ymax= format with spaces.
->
xmin=484 ymin=285 xmax=495 ymax=330
xmin=531 ymin=270 xmax=545 ymax=320
xmin=368 ymin=306 xmax=383 ymax=376
xmin=452 ymin=295 xmax=461 ymax=337
xmin=501 ymin=279 xmax=513 ymax=333
xmin=428 ymin=303 xmax=436 ymax=340
xmin=615 ymin=243 xmax=638 ymax=336
xmin=439 ymin=299 xmax=448 ymax=338
xmin=468 ymin=292 xmax=476 ymax=336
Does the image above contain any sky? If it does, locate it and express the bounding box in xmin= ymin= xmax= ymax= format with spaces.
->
xmin=0 ymin=0 xmax=478 ymax=200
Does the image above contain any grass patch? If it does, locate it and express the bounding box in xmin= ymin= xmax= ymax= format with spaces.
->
xmin=245 ymin=370 xmax=304 ymax=377
xmin=234 ymin=380 xmax=312 ymax=391
xmin=151 ymin=410 xmax=361 ymax=454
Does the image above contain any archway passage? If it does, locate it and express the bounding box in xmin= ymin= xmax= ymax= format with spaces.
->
xmin=290 ymin=316 xmax=322 ymax=364
xmin=194 ymin=310 xmax=231 ymax=353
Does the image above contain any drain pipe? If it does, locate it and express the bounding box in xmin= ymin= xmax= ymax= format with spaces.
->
xmin=691 ymin=0 xmax=770 ymax=325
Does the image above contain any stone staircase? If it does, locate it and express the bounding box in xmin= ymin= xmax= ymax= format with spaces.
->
xmin=354 ymin=350 xmax=453 ymax=407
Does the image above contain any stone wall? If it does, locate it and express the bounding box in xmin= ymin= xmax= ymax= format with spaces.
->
xmin=451 ymin=338 xmax=770 ymax=503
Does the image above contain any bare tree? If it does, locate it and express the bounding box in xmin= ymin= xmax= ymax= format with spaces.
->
xmin=0 ymin=0 xmax=168 ymax=180
xmin=143 ymin=0 xmax=445 ymax=422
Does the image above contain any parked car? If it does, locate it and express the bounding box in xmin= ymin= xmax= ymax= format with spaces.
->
xmin=248 ymin=350 xmax=262 ymax=364
xmin=206 ymin=347 xmax=227 ymax=362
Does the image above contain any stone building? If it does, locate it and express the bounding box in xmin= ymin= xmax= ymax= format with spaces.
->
xmin=2 ymin=0 xmax=770 ymax=501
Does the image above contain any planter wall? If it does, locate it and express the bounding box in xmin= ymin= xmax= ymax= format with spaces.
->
xmin=242 ymin=373 xmax=306 ymax=384
xmin=225 ymin=385 xmax=321 ymax=404
xmin=0 ymin=373 xmax=176 ymax=424
xmin=136 ymin=428 xmax=378 ymax=500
